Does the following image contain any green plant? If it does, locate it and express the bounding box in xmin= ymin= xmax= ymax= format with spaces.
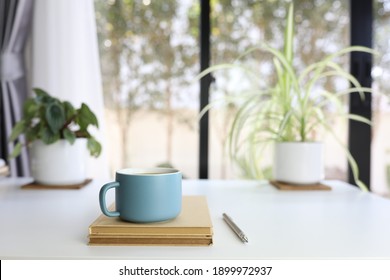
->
xmin=198 ymin=3 xmax=377 ymax=191
xmin=9 ymin=88 xmax=102 ymax=158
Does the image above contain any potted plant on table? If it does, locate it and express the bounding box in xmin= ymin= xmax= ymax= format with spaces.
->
xmin=9 ymin=88 xmax=102 ymax=185
xmin=199 ymin=3 xmax=376 ymax=191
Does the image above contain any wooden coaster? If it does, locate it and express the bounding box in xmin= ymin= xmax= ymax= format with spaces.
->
xmin=22 ymin=179 xmax=92 ymax=190
xmin=270 ymin=180 xmax=331 ymax=191
xmin=0 ymin=165 xmax=9 ymax=176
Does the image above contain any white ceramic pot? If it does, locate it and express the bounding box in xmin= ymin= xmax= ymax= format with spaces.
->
xmin=273 ymin=142 xmax=324 ymax=185
xmin=30 ymin=139 xmax=87 ymax=185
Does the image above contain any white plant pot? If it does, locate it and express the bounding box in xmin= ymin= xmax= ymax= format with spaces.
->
xmin=273 ymin=142 xmax=324 ymax=185
xmin=30 ymin=139 xmax=87 ymax=185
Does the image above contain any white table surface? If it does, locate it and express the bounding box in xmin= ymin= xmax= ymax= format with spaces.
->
xmin=1 ymin=178 xmax=390 ymax=260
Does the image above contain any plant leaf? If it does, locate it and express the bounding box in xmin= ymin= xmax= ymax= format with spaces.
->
xmin=284 ymin=2 xmax=294 ymax=63
xmin=87 ymin=137 xmax=102 ymax=157
xmin=39 ymin=126 xmax=60 ymax=144
xmin=9 ymin=120 xmax=25 ymax=142
xmin=77 ymin=103 xmax=99 ymax=130
xmin=321 ymin=120 xmax=368 ymax=191
xmin=8 ymin=142 xmax=22 ymax=159
xmin=33 ymin=88 xmax=55 ymax=104
xmin=25 ymin=125 xmax=40 ymax=143
xmin=63 ymin=128 xmax=76 ymax=144
xmin=344 ymin=114 xmax=371 ymax=125
xmin=32 ymin=88 xmax=49 ymax=98
xmin=46 ymin=102 xmax=65 ymax=133
xmin=63 ymin=101 xmax=76 ymax=120
xmin=23 ymin=98 xmax=39 ymax=120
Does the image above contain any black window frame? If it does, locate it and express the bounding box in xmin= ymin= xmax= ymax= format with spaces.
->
xmin=348 ymin=0 xmax=373 ymax=190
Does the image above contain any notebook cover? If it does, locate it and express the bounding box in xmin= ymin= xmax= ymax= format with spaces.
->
xmin=89 ymin=196 xmax=213 ymax=236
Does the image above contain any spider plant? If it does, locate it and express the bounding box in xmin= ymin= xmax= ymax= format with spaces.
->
xmin=198 ymin=3 xmax=377 ymax=191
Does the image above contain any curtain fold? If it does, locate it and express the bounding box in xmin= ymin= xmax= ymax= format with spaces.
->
xmin=32 ymin=0 xmax=109 ymax=180
xmin=0 ymin=0 xmax=34 ymax=177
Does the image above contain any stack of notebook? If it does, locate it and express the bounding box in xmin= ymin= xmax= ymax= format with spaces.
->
xmin=88 ymin=196 xmax=213 ymax=246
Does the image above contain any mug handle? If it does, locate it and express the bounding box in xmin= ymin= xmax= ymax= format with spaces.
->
xmin=99 ymin=182 xmax=120 ymax=217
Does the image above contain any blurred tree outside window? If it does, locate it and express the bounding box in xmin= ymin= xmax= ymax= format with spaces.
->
xmin=95 ymin=0 xmax=200 ymax=178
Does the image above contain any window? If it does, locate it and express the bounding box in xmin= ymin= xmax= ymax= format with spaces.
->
xmin=95 ymin=0 xmax=199 ymax=178
xmin=96 ymin=0 xmax=384 ymax=193
xmin=208 ymin=1 xmax=351 ymax=180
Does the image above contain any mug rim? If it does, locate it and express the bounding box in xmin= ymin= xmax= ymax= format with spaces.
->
xmin=116 ymin=167 xmax=180 ymax=176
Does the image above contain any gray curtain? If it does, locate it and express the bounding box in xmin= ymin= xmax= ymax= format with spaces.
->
xmin=0 ymin=0 xmax=34 ymax=177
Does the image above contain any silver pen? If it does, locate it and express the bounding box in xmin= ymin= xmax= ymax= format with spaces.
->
xmin=222 ymin=213 xmax=248 ymax=243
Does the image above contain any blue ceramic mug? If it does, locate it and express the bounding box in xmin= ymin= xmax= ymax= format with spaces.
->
xmin=99 ymin=168 xmax=182 ymax=223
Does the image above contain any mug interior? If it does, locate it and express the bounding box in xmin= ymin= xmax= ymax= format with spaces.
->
xmin=117 ymin=167 xmax=180 ymax=176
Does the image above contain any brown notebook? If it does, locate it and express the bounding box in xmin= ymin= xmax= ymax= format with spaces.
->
xmin=88 ymin=236 xmax=212 ymax=246
xmin=88 ymin=196 xmax=213 ymax=246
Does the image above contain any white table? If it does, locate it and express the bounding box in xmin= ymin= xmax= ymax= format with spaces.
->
xmin=1 ymin=178 xmax=390 ymax=259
